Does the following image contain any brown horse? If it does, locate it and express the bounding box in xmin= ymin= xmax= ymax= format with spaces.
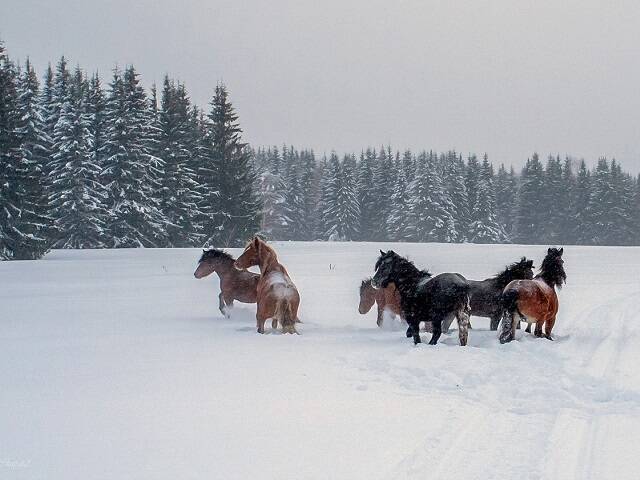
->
xmin=235 ymin=237 xmax=301 ymax=334
xmin=359 ymin=278 xmax=403 ymax=327
xmin=499 ymin=248 xmax=566 ymax=344
xmin=194 ymin=248 xmax=259 ymax=317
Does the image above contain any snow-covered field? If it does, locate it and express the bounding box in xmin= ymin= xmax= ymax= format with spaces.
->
xmin=1 ymin=242 xmax=639 ymax=480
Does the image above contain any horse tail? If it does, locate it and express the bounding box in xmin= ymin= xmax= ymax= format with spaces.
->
xmin=275 ymin=298 xmax=298 ymax=334
xmin=500 ymin=289 xmax=520 ymax=344
xmin=501 ymin=289 xmax=520 ymax=316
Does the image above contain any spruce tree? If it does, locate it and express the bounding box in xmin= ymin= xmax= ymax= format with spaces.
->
xmin=541 ymin=155 xmax=564 ymax=244
xmin=356 ymin=148 xmax=377 ymax=241
xmin=100 ymin=66 xmax=167 ymax=247
xmin=495 ymin=163 xmax=516 ymax=239
xmin=468 ymin=155 xmax=506 ymax=243
xmin=1 ymin=44 xmax=50 ymax=259
xmin=48 ymin=65 xmax=106 ymax=248
xmin=513 ymin=153 xmax=545 ymax=244
xmin=387 ymin=165 xmax=411 ymax=241
xmin=156 ymin=77 xmax=201 ymax=246
xmin=406 ymin=152 xmax=457 ymax=242
xmin=200 ymin=84 xmax=261 ymax=246
xmin=572 ymin=160 xmax=592 ymax=244
xmin=443 ymin=151 xmax=469 ymax=242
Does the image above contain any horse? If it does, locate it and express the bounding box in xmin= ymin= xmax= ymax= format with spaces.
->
xmin=359 ymin=278 xmax=404 ymax=327
xmin=235 ymin=237 xmax=301 ymax=334
xmin=372 ymin=250 xmax=471 ymax=346
xmin=194 ymin=248 xmax=259 ymax=317
xmin=499 ymin=248 xmax=566 ymax=344
xmin=444 ymin=257 xmax=534 ymax=331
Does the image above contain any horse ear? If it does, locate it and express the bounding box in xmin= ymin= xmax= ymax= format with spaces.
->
xmin=527 ymin=260 xmax=534 ymax=267
xmin=548 ymin=248 xmax=552 ymax=254
xmin=559 ymin=247 xmax=564 ymax=255
xmin=380 ymin=249 xmax=385 ymax=256
xmin=254 ymin=237 xmax=261 ymax=248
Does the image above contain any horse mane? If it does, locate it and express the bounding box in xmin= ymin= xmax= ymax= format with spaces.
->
xmin=376 ymin=252 xmax=431 ymax=282
xmin=360 ymin=277 xmax=373 ymax=295
xmin=537 ymin=248 xmax=567 ymax=288
xmin=492 ymin=257 xmax=533 ymax=285
xmin=199 ymin=248 xmax=235 ymax=263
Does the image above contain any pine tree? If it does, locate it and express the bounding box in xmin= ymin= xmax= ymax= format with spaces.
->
xmin=585 ymin=158 xmax=617 ymax=245
xmin=406 ymin=152 xmax=457 ymax=242
xmin=156 ymin=77 xmax=201 ymax=246
xmin=513 ymin=153 xmax=545 ymax=244
xmin=200 ymin=84 xmax=261 ymax=246
xmin=387 ymin=165 xmax=411 ymax=241
xmin=468 ymin=155 xmax=506 ymax=243
xmin=298 ymin=149 xmax=318 ymax=240
xmin=495 ymin=163 xmax=516 ymax=239
xmin=100 ymin=66 xmax=167 ymax=247
xmin=356 ymin=148 xmax=377 ymax=241
xmin=281 ymin=148 xmax=306 ymax=240
xmin=560 ymin=157 xmax=576 ymax=243
xmin=48 ymin=65 xmax=106 ymax=248
xmin=1 ymin=44 xmax=50 ymax=259
xmin=443 ymin=151 xmax=469 ymax=242
xmin=541 ymin=155 xmax=564 ymax=244
xmin=572 ymin=160 xmax=591 ymax=244
xmin=12 ymin=59 xmax=52 ymax=256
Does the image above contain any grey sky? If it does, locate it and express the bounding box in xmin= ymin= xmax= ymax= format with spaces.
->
xmin=2 ymin=0 xmax=640 ymax=171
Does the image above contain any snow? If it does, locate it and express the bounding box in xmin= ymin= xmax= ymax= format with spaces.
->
xmin=1 ymin=242 xmax=640 ymax=479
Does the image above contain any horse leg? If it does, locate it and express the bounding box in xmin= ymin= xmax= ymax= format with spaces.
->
xmin=428 ymin=319 xmax=442 ymax=345
xmin=377 ymin=305 xmax=384 ymax=328
xmin=525 ymin=323 xmax=531 ymax=333
xmin=218 ymin=292 xmax=225 ymax=316
xmin=406 ymin=324 xmax=414 ymax=338
xmin=544 ymin=316 xmax=556 ymax=340
xmin=441 ymin=314 xmax=455 ymax=334
xmin=256 ymin=305 xmax=268 ymax=334
xmin=489 ymin=315 xmax=501 ymax=331
xmin=534 ymin=320 xmax=544 ymax=338
xmin=499 ymin=311 xmax=516 ymax=344
xmin=457 ymin=306 xmax=471 ymax=347
xmin=222 ymin=296 xmax=234 ymax=318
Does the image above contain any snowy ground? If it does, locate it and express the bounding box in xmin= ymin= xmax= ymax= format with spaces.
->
xmin=1 ymin=242 xmax=640 ymax=480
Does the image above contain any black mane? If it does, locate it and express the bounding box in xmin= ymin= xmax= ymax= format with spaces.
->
xmin=537 ymin=248 xmax=566 ymax=288
xmin=198 ymin=248 xmax=235 ymax=264
xmin=492 ymin=257 xmax=534 ymax=286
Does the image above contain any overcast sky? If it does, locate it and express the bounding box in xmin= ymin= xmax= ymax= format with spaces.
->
xmin=2 ymin=0 xmax=640 ymax=171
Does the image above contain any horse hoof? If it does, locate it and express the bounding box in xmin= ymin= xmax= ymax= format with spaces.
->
xmin=545 ymin=335 xmax=554 ymax=341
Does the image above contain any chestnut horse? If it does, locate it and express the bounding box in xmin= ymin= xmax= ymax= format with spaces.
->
xmin=359 ymin=278 xmax=403 ymax=327
xmin=499 ymin=248 xmax=566 ymax=343
xmin=235 ymin=237 xmax=301 ymax=334
xmin=194 ymin=248 xmax=259 ymax=317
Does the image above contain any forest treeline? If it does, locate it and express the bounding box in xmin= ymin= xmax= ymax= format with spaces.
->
xmin=1 ymin=42 xmax=639 ymax=260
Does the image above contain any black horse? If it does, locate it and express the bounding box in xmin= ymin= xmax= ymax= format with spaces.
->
xmin=372 ymin=250 xmax=471 ymax=346
xmin=442 ymin=257 xmax=535 ymax=331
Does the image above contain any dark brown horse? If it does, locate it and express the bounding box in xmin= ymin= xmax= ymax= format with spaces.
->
xmin=235 ymin=237 xmax=301 ymax=334
xmin=194 ymin=248 xmax=259 ymax=317
xmin=454 ymin=257 xmax=534 ymax=331
xmin=359 ymin=278 xmax=403 ymax=327
xmin=499 ymin=248 xmax=566 ymax=343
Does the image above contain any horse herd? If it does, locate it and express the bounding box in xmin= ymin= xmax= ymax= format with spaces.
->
xmin=194 ymin=236 xmax=567 ymax=345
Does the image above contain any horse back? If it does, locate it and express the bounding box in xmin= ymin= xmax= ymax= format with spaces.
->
xmin=504 ymin=279 xmax=558 ymax=318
